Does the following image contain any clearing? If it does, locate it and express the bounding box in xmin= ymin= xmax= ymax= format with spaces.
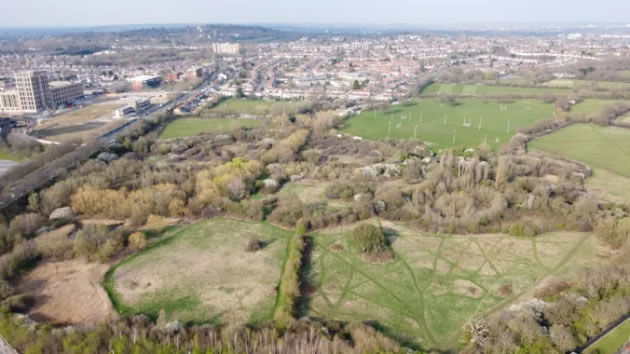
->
xmin=342 ymin=98 xmax=554 ymax=149
xmin=160 ymin=118 xmax=261 ymax=139
xmin=106 ymin=218 xmax=293 ymax=325
xmin=309 ymin=221 xmax=599 ymax=350
xmin=32 ymin=102 xmax=124 ymax=143
xmin=422 ymin=83 xmax=570 ymax=96
xmin=17 ymin=259 xmax=115 ymax=326
xmin=529 ymin=124 xmax=630 ymax=202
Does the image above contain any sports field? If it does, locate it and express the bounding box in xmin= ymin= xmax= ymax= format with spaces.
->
xmin=309 ymin=221 xmax=597 ymax=350
xmin=422 ymin=83 xmax=570 ymax=96
xmin=106 ymin=218 xmax=292 ymax=325
xmin=159 ymin=118 xmax=262 ymax=139
xmin=529 ymin=124 xmax=630 ymax=178
xmin=341 ymin=98 xmax=554 ymax=149
xmin=570 ymin=99 xmax=623 ymax=118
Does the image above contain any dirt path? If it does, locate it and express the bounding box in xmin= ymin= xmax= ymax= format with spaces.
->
xmin=17 ymin=260 xmax=115 ymax=326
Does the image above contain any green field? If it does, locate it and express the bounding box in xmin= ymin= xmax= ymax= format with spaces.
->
xmin=341 ymin=98 xmax=554 ymax=149
xmin=529 ymin=124 xmax=630 ymax=202
xmin=206 ymin=98 xmax=274 ymax=116
xmin=541 ymin=79 xmax=630 ymax=90
xmin=529 ymin=124 xmax=630 ymax=178
xmin=570 ymin=99 xmax=623 ymax=118
xmin=160 ymin=118 xmax=262 ymax=139
xmin=584 ymin=318 xmax=630 ymax=354
xmin=422 ymin=83 xmax=570 ymax=96
xmin=309 ymin=221 xmax=597 ymax=350
xmin=106 ymin=218 xmax=292 ymax=325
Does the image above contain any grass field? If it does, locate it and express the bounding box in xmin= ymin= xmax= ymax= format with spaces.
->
xmin=529 ymin=124 xmax=630 ymax=202
xmin=309 ymin=221 xmax=597 ymax=350
xmin=106 ymin=218 xmax=292 ymax=325
xmin=159 ymin=118 xmax=262 ymax=139
xmin=541 ymin=79 xmax=630 ymax=90
xmin=529 ymin=124 xmax=630 ymax=178
xmin=341 ymin=98 xmax=554 ymax=149
xmin=570 ymin=99 xmax=623 ymax=118
xmin=584 ymin=318 xmax=630 ymax=354
xmin=422 ymin=83 xmax=570 ymax=96
xmin=207 ymin=98 xmax=273 ymax=115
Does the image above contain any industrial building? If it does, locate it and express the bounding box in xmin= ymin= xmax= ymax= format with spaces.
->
xmin=127 ymin=75 xmax=162 ymax=91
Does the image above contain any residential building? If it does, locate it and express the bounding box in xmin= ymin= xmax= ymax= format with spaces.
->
xmin=15 ymin=71 xmax=52 ymax=113
xmin=0 ymin=91 xmax=21 ymax=113
xmin=49 ymin=81 xmax=84 ymax=107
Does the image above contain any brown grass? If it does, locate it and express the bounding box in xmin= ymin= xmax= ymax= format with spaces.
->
xmin=33 ymin=102 xmax=124 ymax=143
xmin=17 ymin=260 xmax=115 ymax=326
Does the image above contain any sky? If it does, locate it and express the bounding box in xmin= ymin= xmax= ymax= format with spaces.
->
xmin=1 ymin=0 xmax=629 ymax=27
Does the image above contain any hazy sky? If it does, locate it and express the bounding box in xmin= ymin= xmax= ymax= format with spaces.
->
xmin=1 ymin=0 xmax=629 ymax=27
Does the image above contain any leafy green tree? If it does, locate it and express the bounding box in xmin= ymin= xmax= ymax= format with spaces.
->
xmin=352 ymin=223 xmax=386 ymax=254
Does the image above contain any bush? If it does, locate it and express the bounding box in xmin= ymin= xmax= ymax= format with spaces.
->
xmin=246 ymin=238 xmax=263 ymax=252
xmin=352 ymin=223 xmax=386 ymax=254
xmin=0 ymin=279 xmax=14 ymax=301
xmin=128 ymin=232 xmax=147 ymax=250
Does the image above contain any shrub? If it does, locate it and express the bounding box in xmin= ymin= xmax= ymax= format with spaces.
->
xmin=128 ymin=232 xmax=147 ymax=250
xmin=246 ymin=238 xmax=263 ymax=252
xmin=352 ymin=223 xmax=386 ymax=254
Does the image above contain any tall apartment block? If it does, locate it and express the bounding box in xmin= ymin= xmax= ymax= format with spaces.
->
xmin=15 ymin=71 xmax=53 ymax=113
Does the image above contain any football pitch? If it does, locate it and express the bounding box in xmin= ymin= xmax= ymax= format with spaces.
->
xmin=341 ymin=98 xmax=554 ymax=149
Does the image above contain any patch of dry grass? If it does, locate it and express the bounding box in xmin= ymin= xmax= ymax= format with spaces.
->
xmin=17 ymin=260 xmax=115 ymax=326
xmin=110 ymin=218 xmax=292 ymax=325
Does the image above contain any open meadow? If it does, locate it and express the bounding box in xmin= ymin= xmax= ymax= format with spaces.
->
xmin=342 ymin=98 xmax=554 ymax=149
xmin=159 ymin=118 xmax=262 ymax=139
xmin=106 ymin=218 xmax=292 ymax=325
xmin=202 ymin=98 xmax=301 ymax=118
xmin=529 ymin=124 xmax=630 ymax=178
xmin=422 ymin=82 xmax=570 ymax=96
xmin=529 ymin=124 xmax=630 ymax=202
xmin=570 ymin=99 xmax=624 ymax=118
xmin=309 ymin=221 xmax=599 ymax=350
